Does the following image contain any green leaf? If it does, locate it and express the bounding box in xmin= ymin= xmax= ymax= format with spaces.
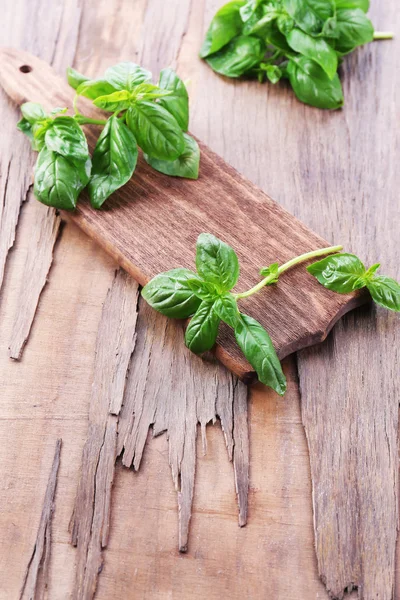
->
xmin=234 ymin=313 xmax=286 ymax=395
xmin=200 ymin=0 xmax=246 ymax=58
xmin=88 ymin=116 xmax=138 ymax=209
xmin=364 ymin=263 xmax=380 ymax=280
xmin=246 ymin=6 xmax=280 ymax=35
xmin=105 ymin=62 xmax=152 ymax=91
xmin=277 ymin=13 xmax=295 ymax=35
xmin=214 ymin=293 xmax=239 ymax=328
xmin=33 ymin=147 xmax=90 ymax=210
xmin=76 ymin=79 xmax=117 ymax=100
xmin=50 ymin=107 xmax=68 ymax=116
xmin=334 ymin=0 xmax=369 ymax=12
xmin=67 ymin=67 xmax=89 ymax=90
xmin=283 ymin=0 xmax=335 ymax=35
xmin=240 ymin=0 xmax=263 ymax=22
xmin=333 ymin=8 xmax=374 ymax=54
xmin=93 ymin=90 xmax=131 ymax=112
xmin=367 ymin=276 xmax=400 ymax=312
xmin=126 ymin=101 xmax=184 ymax=161
xmin=21 ymin=102 xmax=46 ymax=123
xmin=132 ymin=82 xmax=172 ymax=100
xmin=45 ymin=116 xmax=89 ymax=161
xmin=259 ymin=262 xmax=279 ymax=282
xmin=144 ymin=133 xmax=200 ymax=180
xmin=264 ymin=65 xmax=282 ymax=84
xmin=141 ymin=268 xmax=202 ymax=318
xmin=186 ymin=278 xmax=220 ymax=301
xmin=267 ymin=28 xmax=293 ymax=53
xmin=287 ymin=57 xmax=344 ymax=109
xmin=287 ymin=29 xmax=338 ymax=79
xmin=307 ymin=253 xmax=367 ymax=293
xmin=196 ymin=233 xmax=240 ymax=291
xmin=206 ymin=35 xmax=265 ymax=78
xmin=185 ymin=301 xmax=220 ymax=354
xmin=158 ymin=68 xmax=189 ymax=131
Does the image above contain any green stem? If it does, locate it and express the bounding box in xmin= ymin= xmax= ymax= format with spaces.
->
xmin=373 ymin=31 xmax=394 ymax=40
xmin=74 ymin=116 xmax=108 ymax=126
xmin=234 ymin=244 xmax=343 ymax=300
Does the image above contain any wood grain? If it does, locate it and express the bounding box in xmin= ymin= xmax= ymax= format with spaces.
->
xmin=19 ymin=439 xmax=61 ymax=600
xmin=8 ymin=197 xmax=61 ymax=360
xmin=0 ymin=48 xmax=367 ymax=380
xmin=70 ymin=269 xmax=139 ymax=599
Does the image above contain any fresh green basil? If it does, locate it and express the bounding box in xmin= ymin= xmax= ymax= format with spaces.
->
xmin=105 ymin=62 xmax=152 ymax=90
xmin=366 ymin=277 xmax=400 ymax=312
xmin=67 ymin=67 xmax=89 ymax=90
xmin=141 ymin=269 xmax=202 ymax=318
xmin=235 ymin=313 xmax=286 ymax=395
xmin=333 ymin=8 xmax=374 ymax=54
xmin=287 ymin=56 xmax=344 ymax=109
xmin=214 ymin=293 xmax=239 ymax=328
xmin=196 ymin=233 xmax=240 ymax=291
xmin=45 ymin=116 xmax=89 ymax=161
xmin=240 ymin=0 xmax=264 ymax=22
xmin=158 ymin=68 xmax=189 ymax=131
xmin=186 ymin=278 xmax=220 ymax=300
xmin=200 ymin=0 xmax=247 ymax=58
xmin=286 ymin=28 xmax=338 ymax=79
xmin=21 ymin=102 xmax=46 ymax=123
xmin=307 ymin=253 xmax=366 ymax=292
xmin=126 ymin=101 xmax=185 ymax=161
xmin=76 ymin=79 xmax=117 ymax=100
xmin=88 ymin=116 xmax=138 ymax=208
xmin=185 ymin=300 xmax=220 ymax=353
xmin=206 ymin=35 xmax=265 ymax=78
xmin=34 ymin=147 xmax=90 ymax=211
xmin=334 ymin=0 xmax=369 ymax=12
xmin=144 ymin=134 xmax=200 ymax=179
xmin=283 ymin=0 xmax=335 ymax=35
xmin=259 ymin=262 xmax=279 ymax=282
xmin=93 ymin=90 xmax=131 ymax=112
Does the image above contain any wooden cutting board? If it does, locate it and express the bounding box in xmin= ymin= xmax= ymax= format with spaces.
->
xmin=0 ymin=48 xmax=367 ymax=380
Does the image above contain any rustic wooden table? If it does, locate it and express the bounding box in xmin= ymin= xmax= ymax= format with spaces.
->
xmin=0 ymin=1 xmax=398 ymax=599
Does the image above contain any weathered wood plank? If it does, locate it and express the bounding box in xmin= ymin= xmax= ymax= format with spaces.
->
xmin=9 ymin=197 xmax=61 ymax=360
xmin=19 ymin=439 xmax=62 ymax=600
xmin=70 ymin=269 xmax=139 ymax=599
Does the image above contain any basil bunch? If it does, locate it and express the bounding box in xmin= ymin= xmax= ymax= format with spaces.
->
xmin=200 ymin=0 xmax=392 ymax=109
xmin=308 ymin=253 xmax=400 ymax=311
xmin=17 ymin=63 xmax=200 ymax=210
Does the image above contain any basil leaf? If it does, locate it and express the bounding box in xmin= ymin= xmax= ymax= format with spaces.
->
xmin=93 ymin=90 xmax=131 ymax=112
xmin=132 ymin=82 xmax=172 ymax=100
xmin=196 ymin=233 xmax=240 ymax=291
xmin=214 ymin=293 xmax=239 ymax=328
xmin=158 ymin=68 xmax=189 ymax=131
xmin=267 ymin=28 xmax=293 ymax=53
xmin=259 ymin=262 xmax=279 ymax=282
xmin=307 ymin=253 xmax=367 ymax=293
xmin=76 ymin=80 xmax=117 ymax=100
xmin=240 ymin=0 xmax=263 ymax=22
xmin=287 ymin=29 xmax=338 ymax=79
xmin=234 ymin=313 xmax=286 ymax=395
xmin=186 ymin=278 xmax=220 ymax=300
xmin=287 ymin=57 xmax=344 ymax=109
xmin=206 ymin=35 xmax=265 ymax=78
xmin=283 ymin=0 xmax=335 ymax=35
xmin=334 ymin=0 xmax=369 ymax=12
xmin=364 ymin=263 xmax=380 ymax=280
xmin=45 ymin=116 xmax=89 ymax=162
xmin=142 ymin=268 xmax=202 ymax=318
xmin=246 ymin=6 xmax=280 ymax=35
xmin=367 ymin=276 xmax=400 ymax=312
xmin=67 ymin=67 xmax=89 ymax=90
xmin=21 ymin=102 xmax=46 ymax=123
xmin=34 ymin=147 xmax=90 ymax=210
xmin=105 ymin=62 xmax=152 ymax=91
xmin=88 ymin=116 xmax=138 ymax=209
xmin=144 ymin=133 xmax=200 ymax=180
xmin=277 ymin=13 xmax=295 ymax=36
xmin=333 ymin=8 xmax=374 ymax=54
xmin=185 ymin=301 xmax=220 ymax=354
xmin=264 ymin=65 xmax=282 ymax=84
xmin=126 ymin=101 xmax=185 ymax=161
xmin=200 ymin=0 xmax=246 ymax=58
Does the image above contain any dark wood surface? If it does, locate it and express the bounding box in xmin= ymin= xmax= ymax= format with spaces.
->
xmin=0 ymin=48 xmax=366 ymax=380
xmin=0 ymin=1 xmax=398 ymax=599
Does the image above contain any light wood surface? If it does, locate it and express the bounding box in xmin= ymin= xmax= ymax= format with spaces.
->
xmin=0 ymin=0 xmax=398 ymax=599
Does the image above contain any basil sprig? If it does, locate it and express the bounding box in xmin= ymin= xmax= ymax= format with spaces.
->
xmin=200 ymin=0 xmax=392 ymax=109
xmin=17 ymin=63 xmax=200 ymax=210
xmin=307 ymin=253 xmax=400 ymax=311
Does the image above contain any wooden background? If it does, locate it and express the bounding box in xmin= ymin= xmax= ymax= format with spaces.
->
xmin=0 ymin=0 xmax=398 ymax=599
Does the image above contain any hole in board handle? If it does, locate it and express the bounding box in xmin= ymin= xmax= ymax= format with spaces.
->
xmin=19 ymin=65 xmax=32 ymax=73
